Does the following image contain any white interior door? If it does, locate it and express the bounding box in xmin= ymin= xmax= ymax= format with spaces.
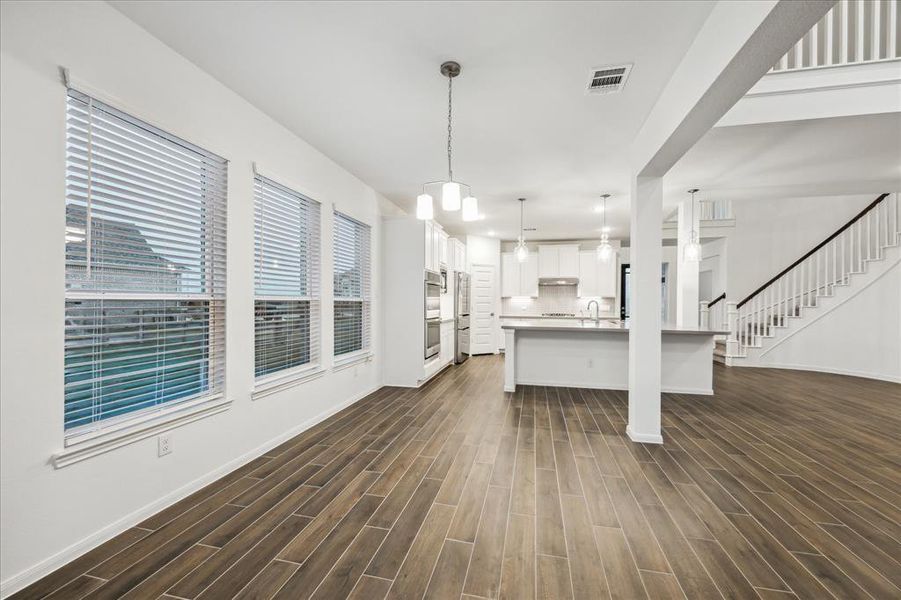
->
xmin=470 ymin=264 xmax=496 ymax=355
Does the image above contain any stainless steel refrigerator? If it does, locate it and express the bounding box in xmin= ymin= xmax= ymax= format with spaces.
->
xmin=454 ymin=272 xmax=471 ymax=364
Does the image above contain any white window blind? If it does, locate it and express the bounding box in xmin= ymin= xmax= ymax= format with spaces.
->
xmin=333 ymin=211 xmax=371 ymax=357
xmin=64 ymin=89 xmax=227 ymax=435
xmin=254 ymin=175 xmax=321 ymax=378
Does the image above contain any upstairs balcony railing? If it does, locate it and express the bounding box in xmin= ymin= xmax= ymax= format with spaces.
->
xmin=771 ymin=0 xmax=900 ymax=73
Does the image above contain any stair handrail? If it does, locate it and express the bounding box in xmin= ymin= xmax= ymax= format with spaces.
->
xmin=708 ymin=292 xmax=726 ymax=307
xmin=736 ymin=193 xmax=890 ymax=309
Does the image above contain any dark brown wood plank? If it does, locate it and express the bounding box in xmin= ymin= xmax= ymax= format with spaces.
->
xmin=536 ymin=555 xmax=573 ymax=600
xmin=347 ymin=575 xmax=391 ymax=600
xmin=10 ymin=528 xmax=149 ymax=600
xmin=536 ymin=468 xmax=568 ymax=558
xmin=366 ymin=478 xmax=442 ymax=579
xmin=280 ymin=470 xmax=379 ymax=563
xmin=193 ymin=515 xmax=312 ymax=599
xmin=593 ymin=526 xmax=647 ymax=600
xmin=447 ymin=462 xmax=492 ymax=543
xmin=384 ymin=503 xmax=455 ymax=600
xmin=499 ymin=513 xmax=536 ymax=600
xmin=560 ymin=494 xmax=609 ymax=599
xmin=423 ymin=539 xmax=473 ymax=600
xmin=272 ymin=494 xmax=382 ymax=600
xmin=310 ymin=526 xmax=388 ymax=600
xmin=462 ymin=485 xmax=512 ymax=598
xmin=233 ymin=559 xmax=298 ymax=600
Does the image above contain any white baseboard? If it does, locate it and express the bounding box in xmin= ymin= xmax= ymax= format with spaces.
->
xmin=731 ymin=362 xmax=901 ymax=384
xmin=0 ymin=384 xmax=379 ymax=599
xmin=626 ymin=425 xmax=663 ymax=445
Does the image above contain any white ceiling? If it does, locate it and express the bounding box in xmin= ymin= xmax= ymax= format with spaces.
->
xmin=112 ymin=2 xmax=901 ymax=244
xmin=111 ymin=0 xmax=716 ymax=240
xmin=667 ymin=113 xmax=901 ymax=215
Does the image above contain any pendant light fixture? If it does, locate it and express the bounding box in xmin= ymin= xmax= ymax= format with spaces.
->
xmin=417 ymin=61 xmax=478 ymax=219
xmin=683 ymin=188 xmax=702 ymax=262
xmin=596 ymin=194 xmax=614 ymax=263
xmin=515 ymin=198 xmax=529 ymax=262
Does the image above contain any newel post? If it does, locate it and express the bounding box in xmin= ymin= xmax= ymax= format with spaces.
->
xmin=699 ymin=301 xmax=710 ymax=329
xmin=725 ymin=301 xmax=739 ymax=357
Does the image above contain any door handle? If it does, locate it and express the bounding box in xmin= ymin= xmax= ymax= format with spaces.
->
xmin=490 ymin=312 xmax=495 ymax=316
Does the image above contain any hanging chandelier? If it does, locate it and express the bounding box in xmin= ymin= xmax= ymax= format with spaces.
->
xmin=515 ymin=198 xmax=529 ymax=263
xmin=596 ymin=194 xmax=614 ymax=263
xmin=416 ymin=61 xmax=478 ymax=221
xmin=683 ymin=188 xmax=702 ymax=262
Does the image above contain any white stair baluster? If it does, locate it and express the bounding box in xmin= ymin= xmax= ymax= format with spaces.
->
xmin=856 ymin=0 xmax=865 ymax=62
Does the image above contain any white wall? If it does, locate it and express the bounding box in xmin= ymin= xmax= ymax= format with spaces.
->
xmin=745 ymin=251 xmax=901 ymax=383
xmin=726 ymin=194 xmax=871 ymax=300
xmin=0 ymin=2 xmax=396 ymax=592
xmin=700 ymin=237 xmax=726 ymax=300
xmin=720 ymin=193 xmax=900 ymax=381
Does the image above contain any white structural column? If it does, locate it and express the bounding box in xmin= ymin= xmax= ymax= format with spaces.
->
xmin=625 ymin=0 xmax=833 ymax=444
xmin=627 ymin=176 xmax=664 ymax=443
xmin=676 ymin=197 xmax=700 ymax=327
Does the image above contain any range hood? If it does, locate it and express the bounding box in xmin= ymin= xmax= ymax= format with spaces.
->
xmin=538 ymin=277 xmax=579 ymax=286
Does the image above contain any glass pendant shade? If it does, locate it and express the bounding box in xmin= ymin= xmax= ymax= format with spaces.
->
xmin=596 ymin=237 xmax=614 ymax=263
xmin=515 ymin=241 xmax=529 ymax=263
xmin=442 ymin=181 xmax=461 ymax=211
xmin=683 ymin=233 xmax=701 ymax=262
xmin=416 ymin=193 xmax=434 ymax=220
xmin=461 ymin=196 xmax=479 ymax=221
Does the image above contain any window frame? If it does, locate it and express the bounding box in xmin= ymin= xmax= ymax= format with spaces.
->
xmin=252 ymin=173 xmax=323 ymax=396
xmin=332 ymin=210 xmax=372 ymax=366
xmin=58 ymin=88 xmax=228 ymax=463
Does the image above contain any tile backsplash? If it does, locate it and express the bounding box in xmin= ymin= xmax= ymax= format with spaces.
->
xmin=502 ymin=285 xmax=617 ymax=317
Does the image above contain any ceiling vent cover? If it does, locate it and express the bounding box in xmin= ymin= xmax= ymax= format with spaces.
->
xmin=587 ymin=64 xmax=632 ymax=95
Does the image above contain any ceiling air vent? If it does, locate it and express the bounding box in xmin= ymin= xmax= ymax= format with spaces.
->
xmin=586 ymin=64 xmax=632 ymax=95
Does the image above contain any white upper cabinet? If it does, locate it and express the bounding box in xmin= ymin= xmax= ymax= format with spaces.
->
xmin=578 ymin=252 xmax=597 ymax=296
xmin=501 ymin=252 xmax=538 ymax=297
xmin=424 ymin=221 xmax=434 ymax=271
xmin=538 ymin=245 xmax=557 ymax=278
xmin=438 ymin=228 xmax=449 ymax=266
xmin=577 ymin=250 xmax=617 ymax=298
xmin=423 ymin=220 xmax=447 ymax=272
xmin=521 ymin=252 xmax=539 ymax=297
xmin=538 ymin=244 xmax=579 ymax=278
xmin=501 ymin=252 xmax=518 ymax=297
xmin=447 ymin=237 xmax=466 ymax=272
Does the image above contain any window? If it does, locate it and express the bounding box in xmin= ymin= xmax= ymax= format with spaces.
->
xmin=333 ymin=211 xmax=371 ymax=358
xmin=64 ymin=90 xmax=227 ymax=436
xmin=254 ymin=175 xmax=321 ymax=378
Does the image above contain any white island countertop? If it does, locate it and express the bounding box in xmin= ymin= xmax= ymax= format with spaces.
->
xmin=501 ymin=318 xmax=729 ymax=336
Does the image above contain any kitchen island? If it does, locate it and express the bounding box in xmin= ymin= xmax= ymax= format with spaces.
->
xmin=502 ymin=319 xmax=727 ymax=395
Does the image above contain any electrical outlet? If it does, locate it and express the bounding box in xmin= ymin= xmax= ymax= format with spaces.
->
xmin=158 ymin=433 xmax=172 ymax=457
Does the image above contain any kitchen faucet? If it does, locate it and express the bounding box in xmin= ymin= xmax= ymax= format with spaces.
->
xmin=587 ymin=300 xmax=600 ymax=324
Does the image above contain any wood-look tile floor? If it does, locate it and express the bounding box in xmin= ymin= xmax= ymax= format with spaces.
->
xmin=13 ymin=356 xmax=901 ymax=600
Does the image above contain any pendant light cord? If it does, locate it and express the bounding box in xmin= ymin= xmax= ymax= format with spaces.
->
xmin=691 ymin=190 xmax=696 ymax=236
xmin=519 ymin=198 xmax=525 ymax=243
xmin=447 ymin=75 xmax=453 ymax=182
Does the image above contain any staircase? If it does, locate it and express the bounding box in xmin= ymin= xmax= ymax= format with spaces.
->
xmin=720 ymin=193 xmax=900 ymax=365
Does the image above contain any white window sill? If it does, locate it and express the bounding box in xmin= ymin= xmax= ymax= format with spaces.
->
xmin=252 ymin=366 xmax=326 ymax=400
xmin=52 ymin=395 xmax=231 ymax=469
xmin=332 ymin=351 xmax=373 ymax=372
